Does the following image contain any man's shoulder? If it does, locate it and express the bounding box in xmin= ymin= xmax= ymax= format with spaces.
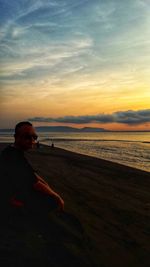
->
xmin=1 ymin=144 xmax=15 ymax=155
xmin=0 ymin=145 xmax=14 ymax=171
xmin=1 ymin=144 xmax=23 ymax=161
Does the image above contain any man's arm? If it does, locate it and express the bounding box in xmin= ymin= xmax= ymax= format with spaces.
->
xmin=34 ymin=172 xmax=49 ymax=185
xmin=33 ymin=173 xmax=64 ymax=211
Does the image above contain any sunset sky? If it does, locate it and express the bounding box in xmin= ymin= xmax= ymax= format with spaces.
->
xmin=0 ymin=0 xmax=150 ymax=130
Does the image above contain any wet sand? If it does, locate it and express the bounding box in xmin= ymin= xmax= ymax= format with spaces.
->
xmin=0 ymin=142 xmax=150 ymax=267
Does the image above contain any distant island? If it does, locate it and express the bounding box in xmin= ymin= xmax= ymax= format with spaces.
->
xmin=0 ymin=127 xmax=150 ymax=132
xmin=0 ymin=126 xmax=108 ymax=132
xmin=35 ymin=126 xmax=109 ymax=132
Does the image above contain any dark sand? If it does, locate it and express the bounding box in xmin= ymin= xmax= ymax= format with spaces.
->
xmin=0 ymin=143 xmax=150 ymax=267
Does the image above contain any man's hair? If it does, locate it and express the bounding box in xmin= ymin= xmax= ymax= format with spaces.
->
xmin=15 ymin=121 xmax=33 ymax=135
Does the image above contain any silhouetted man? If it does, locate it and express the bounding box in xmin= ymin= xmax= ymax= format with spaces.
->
xmin=0 ymin=121 xmax=64 ymax=216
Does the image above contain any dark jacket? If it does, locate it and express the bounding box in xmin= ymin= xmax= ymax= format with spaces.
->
xmin=0 ymin=145 xmax=37 ymax=208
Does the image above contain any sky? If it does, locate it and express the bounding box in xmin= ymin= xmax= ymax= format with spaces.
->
xmin=0 ymin=0 xmax=150 ymax=130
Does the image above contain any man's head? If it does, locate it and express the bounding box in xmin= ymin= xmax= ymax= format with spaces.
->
xmin=14 ymin=121 xmax=38 ymax=151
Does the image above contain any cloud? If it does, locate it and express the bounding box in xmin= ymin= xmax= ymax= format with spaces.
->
xmin=28 ymin=109 xmax=150 ymax=125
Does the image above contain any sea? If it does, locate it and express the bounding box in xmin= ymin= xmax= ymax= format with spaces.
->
xmin=0 ymin=131 xmax=150 ymax=172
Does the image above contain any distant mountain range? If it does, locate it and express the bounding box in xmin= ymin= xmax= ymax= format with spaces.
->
xmin=0 ymin=126 xmax=109 ymax=132
xmin=0 ymin=127 xmax=149 ymax=132
xmin=35 ymin=126 xmax=109 ymax=132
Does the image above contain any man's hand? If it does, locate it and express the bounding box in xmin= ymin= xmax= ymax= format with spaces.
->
xmin=33 ymin=179 xmax=64 ymax=211
xmin=54 ymin=194 xmax=64 ymax=211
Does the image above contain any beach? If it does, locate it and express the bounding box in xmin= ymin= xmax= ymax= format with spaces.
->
xmin=0 ymin=142 xmax=150 ymax=267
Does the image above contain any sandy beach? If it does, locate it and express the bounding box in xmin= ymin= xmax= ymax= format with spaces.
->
xmin=0 ymin=142 xmax=150 ymax=267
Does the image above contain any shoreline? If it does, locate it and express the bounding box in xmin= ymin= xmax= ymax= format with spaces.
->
xmin=1 ymin=141 xmax=149 ymax=174
xmin=34 ymin=141 xmax=150 ymax=173
xmin=0 ymin=142 xmax=150 ymax=266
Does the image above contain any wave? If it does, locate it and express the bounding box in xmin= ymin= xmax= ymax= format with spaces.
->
xmin=39 ymin=138 xmax=143 ymax=143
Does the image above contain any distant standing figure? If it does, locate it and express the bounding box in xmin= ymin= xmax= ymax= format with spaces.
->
xmin=51 ymin=142 xmax=54 ymax=148
xmin=37 ymin=141 xmax=40 ymax=149
xmin=50 ymin=139 xmax=54 ymax=148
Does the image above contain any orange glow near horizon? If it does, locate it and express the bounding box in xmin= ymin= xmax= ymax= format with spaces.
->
xmin=31 ymin=121 xmax=150 ymax=132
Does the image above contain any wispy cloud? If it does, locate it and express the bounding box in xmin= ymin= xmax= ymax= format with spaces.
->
xmin=0 ymin=35 xmax=93 ymax=79
xmin=28 ymin=109 xmax=150 ymax=126
xmin=0 ymin=0 xmax=149 ymax=81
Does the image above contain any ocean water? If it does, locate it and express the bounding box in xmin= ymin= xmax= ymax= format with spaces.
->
xmin=0 ymin=131 xmax=149 ymax=172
